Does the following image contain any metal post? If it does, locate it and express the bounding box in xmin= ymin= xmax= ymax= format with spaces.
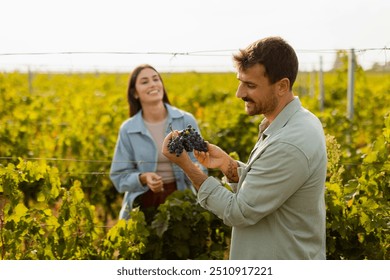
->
xmin=28 ymin=67 xmax=33 ymax=94
xmin=347 ymin=49 xmax=355 ymax=120
xmin=319 ymin=56 xmax=324 ymax=111
xmin=310 ymin=67 xmax=315 ymax=98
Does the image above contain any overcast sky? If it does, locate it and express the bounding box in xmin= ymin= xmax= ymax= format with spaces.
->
xmin=1 ymin=0 xmax=389 ymax=72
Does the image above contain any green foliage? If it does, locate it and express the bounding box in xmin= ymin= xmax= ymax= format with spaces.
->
xmin=0 ymin=160 xmax=104 ymax=259
xmin=0 ymin=160 xmax=229 ymax=260
xmin=101 ymin=209 xmax=149 ymax=260
xmin=1 ymin=69 xmax=389 ymax=259
xmin=325 ymin=115 xmax=390 ymax=259
xmin=0 ymin=73 xmax=123 ymax=221
xmin=143 ymin=190 xmax=230 ymax=260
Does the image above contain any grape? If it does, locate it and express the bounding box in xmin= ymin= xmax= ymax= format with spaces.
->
xmin=167 ymin=124 xmax=208 ymax=157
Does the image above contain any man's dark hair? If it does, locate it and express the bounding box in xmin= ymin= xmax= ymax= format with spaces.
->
xmin=233 ymin=36 xmax=299 ymax=89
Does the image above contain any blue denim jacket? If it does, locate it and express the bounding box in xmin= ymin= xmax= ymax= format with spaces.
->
xmin=110 ymin=103 xmax=207 ymax=219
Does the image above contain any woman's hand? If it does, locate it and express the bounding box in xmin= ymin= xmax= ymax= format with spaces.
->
xmin=139 ymin=172 xmax=164 ymax=193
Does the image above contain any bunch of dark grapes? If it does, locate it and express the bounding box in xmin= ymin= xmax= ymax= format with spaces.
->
xmin=168 ymin=124 xmax=208 ymax=157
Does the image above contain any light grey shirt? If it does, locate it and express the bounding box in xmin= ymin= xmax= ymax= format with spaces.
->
xmin=197 ymin=97 xmax=327 ymax=259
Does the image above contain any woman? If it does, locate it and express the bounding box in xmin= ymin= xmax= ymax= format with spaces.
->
xmin=110 ymin=64 xmax=207 ymax=221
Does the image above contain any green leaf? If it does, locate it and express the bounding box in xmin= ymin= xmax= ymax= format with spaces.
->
xmin=11 ymin=203 xmax=28 ymax=222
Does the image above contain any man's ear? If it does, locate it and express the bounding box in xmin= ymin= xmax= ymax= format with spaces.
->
xmin=277 ymin=78 xmax=290 ymax=96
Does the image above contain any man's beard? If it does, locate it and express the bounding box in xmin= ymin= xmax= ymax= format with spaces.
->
xmin=242 ymin=92 xmax=278 ymax=116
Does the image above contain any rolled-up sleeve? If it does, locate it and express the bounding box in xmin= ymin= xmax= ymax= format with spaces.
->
xmin=197 ymin=142 xmax=310 ymax=228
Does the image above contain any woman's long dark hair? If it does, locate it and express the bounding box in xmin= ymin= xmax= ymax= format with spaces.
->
xmin=127 ymin=64 xmax=171 ymax=117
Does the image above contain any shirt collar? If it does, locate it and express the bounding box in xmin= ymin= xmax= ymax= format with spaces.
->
xmin=258 ymin=118 xmax=270 ymax=140
xmin=261 ymin=96 xmax=301 ymax=137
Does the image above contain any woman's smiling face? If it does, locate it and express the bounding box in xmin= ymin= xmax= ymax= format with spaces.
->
xmin=135 ymin=67 xmax=164 ymax=104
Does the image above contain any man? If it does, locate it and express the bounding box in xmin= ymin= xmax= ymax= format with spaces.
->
xmin=162 ymin=36 xmax=327 ymax=259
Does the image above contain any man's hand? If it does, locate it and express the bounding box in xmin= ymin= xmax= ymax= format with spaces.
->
xmin=195 ymin=142 xmax=239 ymax=183
xmin=162 ymin=130 xmax=192 ymax=167
xmin=162 ymin=131 xmax=208 ymax=190
xmin=194 ymin=142 xmax=229 ymax=169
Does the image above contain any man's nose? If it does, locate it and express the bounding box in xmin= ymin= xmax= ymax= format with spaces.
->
xmin=235 ymin=83 xmax=244 ymax=98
